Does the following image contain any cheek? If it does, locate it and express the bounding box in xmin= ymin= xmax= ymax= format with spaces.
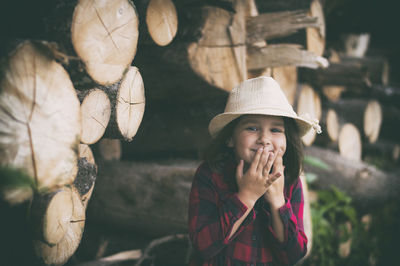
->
xmin=274 ymin=137 xmax=287 ymax=154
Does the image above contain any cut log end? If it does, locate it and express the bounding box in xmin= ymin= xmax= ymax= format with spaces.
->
xmin=81 ymin=89 xmax=111 ymax=145
xmin=33 ymin=188 xmax=85 ymax=265
xmin=306 ymin=0 xmax=326 ymax=57
xmin=0 ymin=41 xmax=80 ymax=202
xmin=116 ymin=66 xmax=145 ymax=141
xmin=297 ymin=84 xmax=321 ymax=146
xmin=71 ymin=0 xmax=139 ymax=85
xmin=146 ymin=0 xmax=178 ymax=46
xmin=322 ymin=85 xmax=346 ymax=102
xmin=326 ymin=109 xmax=339 ymax=142
xmin=363 ymin=100 xmax=382 ymax=143
xmin=338 ymin=123 xmax=362 ymax=161
xmin=272 ymin=66 xmax=297 ymax=105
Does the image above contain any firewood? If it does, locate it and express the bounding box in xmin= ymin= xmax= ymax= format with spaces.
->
xmin=363 ymin=140 xmax=400 ymax=163
xmin=296 ymin=84 xmax=322 ymax=146
xmin=186 ymin=0 xmax=248 ymax=91
xmin=338 ymin=123 xmax=362 ymax=162
xmin=87 ymin=159 xmax=313 ymax=248
xmin=71 ymin=0 xmax=139 ymax=85
xmin=313 ymin=108 xmax=339 ymax=147
xmin=87 ymin=160 xmax=197 ymax=236
xmin=146 ymin=0 xmax=178 ymax=46
xmin=75 ymin=144 xmax=97 ymax=209
xmin=325 ymin=99 xmax=383 ymax=144
xmin=30 ymin=188 xmax=75 ymax=246
xmin=103 ymin=66 xmax=145 ymax=141
xmin=340 ymin=56 xmax=390 ymax=86
xmin=246 ymin=0 xmax=272 ymax=79
xmin=246 ymin=9 xmax=320 ymax=44
xmin=124 ymin=103 xmax=213 ymax=159
xmin=343 ymin=33 xmax=370 ymax=58
xmin=252 ymin=0 xmax=325 ymax=57
xmin=306 ymin=0 xmax=325 ymax=57
xmin=78 ymin=89 xmax=111 ymax=145
xmin=299 ymin=56 xmax=390 ymax=88
xmin=30 ymin=144 xmax=96 ymax=265
xmin=304 ymin=146 xmax=400 ymax=211
xmin=272 ymin=66 xmax=298 ymax=105
xmin=0 ymin=41 xmax=80 ymax=205
xmin=321 ymin=85 xmax=346 ymax=102
xmin=33 ymin=187 xmax=85 ymax=266
xmin=247 ymin=44 xmax=329 ymax=70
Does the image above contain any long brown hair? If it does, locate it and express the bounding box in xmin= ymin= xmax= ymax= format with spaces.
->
xmin=203 ymin=115 xmax=304 ymax=185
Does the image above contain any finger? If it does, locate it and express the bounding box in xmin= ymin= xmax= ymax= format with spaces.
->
xmin=249 ymin=147 xmax=263 ymax=173
xmin=271 ymin=151 xmax=284 ymax=175
xmin=270 ymin=172 xmax=282 ymax=183
xmin=256 ymin=148 xmax=270 ymax=174
xmin=265 ymin=172 xmax=281 ymax=187
xmin=262 ymin=151 xmax=276 ymax=177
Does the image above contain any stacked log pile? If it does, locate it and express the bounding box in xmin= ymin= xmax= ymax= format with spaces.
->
xmin=1 ymin=0 xmax=399 ymax=265
xmin=1 ymin=0 xmax=144 ymax=265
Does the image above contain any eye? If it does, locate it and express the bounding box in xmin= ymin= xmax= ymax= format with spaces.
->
xmin=271 ymin=127 xmax=284 ymax=133
xmin=246 ymin=126 xmax=258 ymax=131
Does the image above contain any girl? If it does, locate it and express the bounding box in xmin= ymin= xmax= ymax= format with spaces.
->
xmin=188 ymin=77 xmax=321 ymax=265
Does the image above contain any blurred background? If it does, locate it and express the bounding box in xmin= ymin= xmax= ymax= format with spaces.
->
xmin=1 ymin=0 xmax=399 ymax=265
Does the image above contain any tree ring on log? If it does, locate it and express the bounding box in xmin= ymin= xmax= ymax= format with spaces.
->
xmin=80 ymin=89 xmax=111 ymax=144
xmin=71 ymin=0 xmax=139 ymax=85
xmin=0 ymin=41 xmax=80 ymax=204
xmin=146 ymin=0 xmax=178 ymax=46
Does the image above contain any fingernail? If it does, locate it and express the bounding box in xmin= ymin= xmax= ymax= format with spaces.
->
xmin=259 ymin=147 xmax=263 ymax=152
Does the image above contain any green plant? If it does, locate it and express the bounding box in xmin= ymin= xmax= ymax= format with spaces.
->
xmin=304 ymin=186 xmax=373 ymax=266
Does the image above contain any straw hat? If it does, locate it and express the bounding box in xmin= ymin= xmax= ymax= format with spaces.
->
xmin=208 ymin=76 xmax=321 ymax=137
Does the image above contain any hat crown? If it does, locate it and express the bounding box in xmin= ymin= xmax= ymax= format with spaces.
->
xmin=224 ymin=77 xmax=295 ymax=116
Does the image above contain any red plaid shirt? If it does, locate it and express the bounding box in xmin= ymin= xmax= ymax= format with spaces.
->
xmin=188 ymin=158 xmax=307 ymax=266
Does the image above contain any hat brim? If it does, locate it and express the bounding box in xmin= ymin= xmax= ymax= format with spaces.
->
xmin=209 ymin=110 xmax=313 ymax=138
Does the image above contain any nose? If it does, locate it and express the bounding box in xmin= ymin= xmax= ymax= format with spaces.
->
xmin=257 ymin=130 xmax=272 ymax=147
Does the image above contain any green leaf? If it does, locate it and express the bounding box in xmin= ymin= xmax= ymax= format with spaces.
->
xmin=0 ymin=166 xmax=35 ymax=189
xmin=305 ymin=172 xmax=318 ymax=183
xmin=304 ymin=155 xmax=331 ymax=170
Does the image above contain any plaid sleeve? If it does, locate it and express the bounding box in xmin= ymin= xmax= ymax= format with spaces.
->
xmin=264 ymin=178 xmax=308 ymax=265
xmin=188 ymin=163 xmax=255 ymax=260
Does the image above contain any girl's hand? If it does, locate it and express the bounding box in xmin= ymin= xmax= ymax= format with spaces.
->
xmin=264 ymin=150 xmax=285 ymax=209
xmin=236 ymin=147 xmax=276 ymax=207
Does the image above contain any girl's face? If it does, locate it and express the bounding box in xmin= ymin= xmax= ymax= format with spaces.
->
xmin=228 ymin=115 xmax=287 ymax=165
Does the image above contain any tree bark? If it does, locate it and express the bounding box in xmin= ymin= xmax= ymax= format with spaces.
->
xmin=299 ymin=56 xmax=389 ymax=89
xmin=246 ymin=9 xmax=319 ymax=44
xmin=247 ymin=44 xmax=329 ymax=70
xmin=304 ymin=146 xmax=400 ymax=211
xmin=87 ymin=160 xmax=197 ymax=236
xmin=87 ymin=158 xmax=313 ymax=251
